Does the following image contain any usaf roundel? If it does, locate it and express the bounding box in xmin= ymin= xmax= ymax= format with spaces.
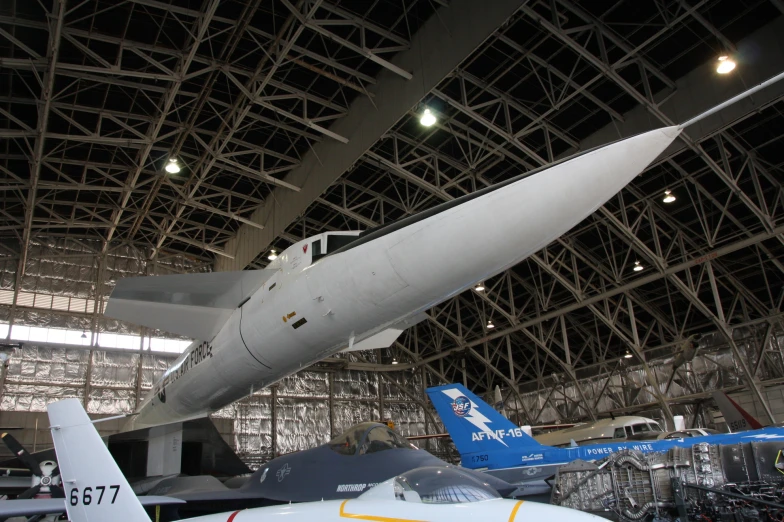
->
xmin=452 ymin=395 xmax=471 ymax=417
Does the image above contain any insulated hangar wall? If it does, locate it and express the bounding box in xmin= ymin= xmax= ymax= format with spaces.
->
xmin=0 ymin=0 xmax=783 ymax=466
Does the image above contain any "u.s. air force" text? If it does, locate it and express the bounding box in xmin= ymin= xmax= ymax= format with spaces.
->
xmin=159 ymin=342 xmax=213 ymax=391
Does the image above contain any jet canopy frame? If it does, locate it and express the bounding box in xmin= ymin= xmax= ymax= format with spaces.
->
xmin=328 ymin=422 xmax=415 ymax=456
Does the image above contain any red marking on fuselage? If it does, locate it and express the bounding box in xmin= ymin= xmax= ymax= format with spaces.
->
xmin=303 ymin=244 xmax=308 ymax=254
xmin=227 ymin=510 xmax=241 ymax=522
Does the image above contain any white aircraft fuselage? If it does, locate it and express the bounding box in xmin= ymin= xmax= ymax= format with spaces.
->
xmin=120 ymin=126 xmax=680 ymax=429
xmin=185 ymin=491 xmax=603 ymax=522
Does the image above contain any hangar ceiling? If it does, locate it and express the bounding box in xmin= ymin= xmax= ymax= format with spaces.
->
xmin=1 ymin=0 xmax=784 ymax=423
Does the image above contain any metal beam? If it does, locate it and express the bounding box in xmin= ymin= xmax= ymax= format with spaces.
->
xmin=216 ymin=0 xmax=531 ymax=271
xmin=11 ymin=0 xmax=64 ymax=332
xmin=101 ymin=0 xmax=221 ymax=253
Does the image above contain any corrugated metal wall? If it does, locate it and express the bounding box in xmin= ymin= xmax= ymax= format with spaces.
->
xmin=0 ymin=343 xmax=451 ymax=467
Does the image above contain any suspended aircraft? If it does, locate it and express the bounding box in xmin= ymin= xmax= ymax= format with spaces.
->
xmin=0 ymin=399 xmax=607 ymax=522
xmin=3 ymin=68 xmax=776 ymax=491
xmin=426 ymin=383 xmax=784 ymax=497
xmin=104 ymin=69 xmax=784 ymax=440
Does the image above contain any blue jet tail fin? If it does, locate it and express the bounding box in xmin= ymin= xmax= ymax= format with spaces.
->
xmin=426 ymin=383 xmax=544 ymax=456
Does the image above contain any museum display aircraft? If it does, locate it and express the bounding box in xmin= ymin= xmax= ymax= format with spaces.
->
xmin=137 ymin=421 xmax=516 ymax=518
xmin=427 ymin=383 xmax=784 ymax=497
xmin=2 ymin=421 xmax=516 ymax=518
xmin=0 ymin=399 xmax=606 ymax=522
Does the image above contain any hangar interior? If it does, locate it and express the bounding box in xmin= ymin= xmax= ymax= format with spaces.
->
xmin=0 ymin=0 xmax=783 ymax=472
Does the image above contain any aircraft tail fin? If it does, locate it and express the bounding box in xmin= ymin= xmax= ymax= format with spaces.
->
xmin=712 ymin=391 xmax=764 ymax=431
xmin=426 ymin=383 xmax=544 ymax=457
xmin=104 ymin=270 xmax=274 ymax=341
xmin=48 ymin=399 xmax=151 ymax=522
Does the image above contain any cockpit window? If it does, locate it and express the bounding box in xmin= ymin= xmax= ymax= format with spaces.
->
xmin=328 ymin=424 xmax=367 ymax=456
xmin=394 ymin=467 xmax=500 ymax=504
xmin=359 ymin=426 xmax=412 ymax=455
xmin=312 ymin=233 xmax=361 ymax=264
xmin=632 ymin=423 xmax=651 ymax=434
xmin=328 ymin=234 xmax=359 ymax=252
xmin=328 ymin=422 xmax=413 ymax=456
xmin=649 ymin=423 xmax=663 ymax=432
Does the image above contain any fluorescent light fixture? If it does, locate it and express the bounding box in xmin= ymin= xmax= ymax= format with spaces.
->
xmin=486 ymin=319 xmax=495 ymax=329
xmin=633 ymin=261 xmax=643 ymax=272
xmin=420 ymin=108 xmax=436 ymax=127
xmin=663 ymin=190 xmax=676 ymax=203
xmin=267 ymin=249 xmax=278 ymax=261
xmin=391 ymin=358 xmax=399 ymax=365
xmin=624 ymin=350 xmax=633 ymax=359
xmin=474 ymin=282 xmax=485 ymax=292
xmin=716 ymin=56 xmax=736 ymax=74
xmin=165 ymin=157 xmax=181 ymax=174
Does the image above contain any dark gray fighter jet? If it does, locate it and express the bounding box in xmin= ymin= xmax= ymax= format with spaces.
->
xmin=146 ymin=421 xmax=516 ymax=518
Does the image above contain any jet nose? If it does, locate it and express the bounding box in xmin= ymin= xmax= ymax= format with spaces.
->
xmin=386 ymin=126 xmax=683 ymax=294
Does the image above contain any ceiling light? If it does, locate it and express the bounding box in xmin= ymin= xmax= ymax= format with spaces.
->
xmin=81 ymin=331 xmax=87 ymax=339
xmin=633 ymin=261 xmax=643 ymax=272
xmin=486 ymin=319 xmax=495 ymax=329
xmin=165 ymin=157 xmax=181 ymax=174
xmin=663 ymin=190 xmax=676 ymax=203
xmin=391 ymin=358 xmax=399 ymax=365
xmin=420 ymin=108 xmax=436 ymax=127
xmin=716 ymin=56 xmax=736 ymax=74
xmin=267 ymin=249 xmax=278 ymax=261
xmin=474 ymin=282 xmax=485 ymax=292
xmin=624 ymin=350 xmax=633 ymax=359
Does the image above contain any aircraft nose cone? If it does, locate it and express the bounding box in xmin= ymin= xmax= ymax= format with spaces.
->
xmin=385 ymin=125 xmax=682 ymax=293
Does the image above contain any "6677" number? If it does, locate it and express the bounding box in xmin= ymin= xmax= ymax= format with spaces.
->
xmin=69 ymin=485 xmax=120 ymax=506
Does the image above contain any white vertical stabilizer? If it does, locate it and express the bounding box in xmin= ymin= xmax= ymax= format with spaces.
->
xmin=47 ymin=399 xmax=151 ymax=522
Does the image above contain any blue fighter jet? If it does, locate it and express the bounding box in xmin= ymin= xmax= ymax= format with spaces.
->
xmin=427 ymin=383 xmax=784 ymax=497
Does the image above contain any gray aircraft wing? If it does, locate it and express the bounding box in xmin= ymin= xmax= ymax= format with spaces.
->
xmin=0 ymin=496 xmax=184 ymax=518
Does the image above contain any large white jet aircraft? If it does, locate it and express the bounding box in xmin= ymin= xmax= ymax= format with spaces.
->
xmin=105 ymin=70 xmax=784 ymax=433
xmin=0 ymin=398 xmax=607 ymax=522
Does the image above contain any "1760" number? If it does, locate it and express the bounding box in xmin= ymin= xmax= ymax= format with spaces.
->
xmin=69 ymin=485 xmax=120 ymax=506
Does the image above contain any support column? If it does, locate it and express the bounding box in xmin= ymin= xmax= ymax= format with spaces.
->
xmin=83 ymin=349 xmax=93 ymax=409
xmin=270 ymin=386 xmax=278 ymax=457
xmin=422 ymin=366 xmax=430 ymax=452
xmin=626 ymin=296 xmax=675 ymax=429
xmin=378 ymin=374 xmax=384 ymax=422
xmin=0 ymin=354 xmax=8 ymax=406
xmin=328 ymin=372 xmax=335 ymax=438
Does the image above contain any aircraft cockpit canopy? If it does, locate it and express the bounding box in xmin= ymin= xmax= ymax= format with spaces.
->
xmin=328 ymin=422 xmax=415 ymax=456
xmin=393 ymin=467 xmax=501 ymax=504
xmin=311 ymin=231 xmax=362 ymax=262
